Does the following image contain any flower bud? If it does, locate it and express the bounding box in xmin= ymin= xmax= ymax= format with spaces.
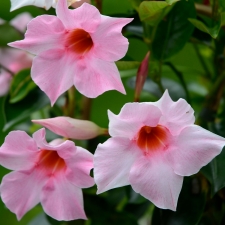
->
xmin=32 ymin=117 xmax=107 ymax=140
xmin=134 ymin=51 xmax=150 ymax=102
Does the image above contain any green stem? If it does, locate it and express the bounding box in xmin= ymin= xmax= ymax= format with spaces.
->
xmin=0 ymin=63 xmax=14 ymax=77
xmin=67 ymin=86 xmax=75 ymax=117
xmin=193 ymin=42 xmax=212 ymax=79
xmin=198 ymin=72 xmax=225 ymax=126
xmin=165 ymin=62 xmax=191 ymax=104
xmin=81 ymin=97 xmax=92 ymax=120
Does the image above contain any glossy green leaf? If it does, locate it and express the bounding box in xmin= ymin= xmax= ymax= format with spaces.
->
xmin=188 ymin=18 xmax=220 ymax=39
xmin=189 ymin=12 xmax=225 ymax=39
xmin=201 ymin=147 xmax=225 ymax=195
xmin=10 ymin=69 xmax=36 ymax=103
xmin=219 ymin=0 xmax=225 ymax=11
xmin=139 ymin=0 xmax=178 ymax=26
xmin=152 ymin=177 xmax=206 ymax=225
xmin=0 ymin=23 xmax=22 ymax=46
xmin=128 ymin=0 xmax=141 ymax=10
xmin=152 ymin=0 xmax=196 ymax=60
xmin=3 ymin=88 xmax=49 ymax=131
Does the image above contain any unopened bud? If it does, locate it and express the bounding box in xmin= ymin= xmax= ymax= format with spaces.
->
xmin=32 ymin=117 xmax=107 ymax=140
xmin=134 ymin=51 xmax=150 ymax=102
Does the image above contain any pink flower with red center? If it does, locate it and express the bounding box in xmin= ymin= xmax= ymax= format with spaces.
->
xmin=9 ymin=0 xmax=132 ymax=105
xmin=94 ymin=90 xmax=225 ymax=211
xmin=0 ymin=128 xmax=94 ymax=221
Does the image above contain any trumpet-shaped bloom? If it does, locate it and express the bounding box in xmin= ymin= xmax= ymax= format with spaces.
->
xmin=0 ymin=128 xmax=94 ymax=221
xmin=10 ymin=0 xmax=79 ymax=11
xmin=94 ymin=90 xmax=225 ymax=211
xmin=9 ymin=0 xmax=132 ymax=105
xmin=32 ymin=116 xmax=107 ymax=140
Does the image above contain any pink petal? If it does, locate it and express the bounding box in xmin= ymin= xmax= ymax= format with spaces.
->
xmin=92 ymin=16 xmax=133 ymax=61
xmin=9 ymin=15 xmax=65 ymax=55
xmin=56 ymin=0 xmax=101 ymax=32
xmin=32 ymin=128 xmax=76 ymax=153
xmin=0 ymin=170 xmax=47 ymax=220
xmin=74 ymin=57 xmax=125 ymax=98
xmin=65 ymin=146 xmax=94 ymax=188
xmin=10 ymin=13 xmax=32 ymax=32
xmin=129 ymin=155 xmax=183 ymax=211
xmin=167 ymin=125 xmax=225 ymax=176
xmin=0 ymin=131 xmax=39 ymax=171
xmin=72 ymin=0 xmax=90 ymax=8
xmin=94 ymin=137 xmax=141 ymax=194
xmin=152 ymin=90 xmax=195 ymax=135
xmin=108 ymin=103 xmax=162 ymax=139
xmin=0 ymin=71 xmax=11 ymax=96
xmin=41 ymin=174 xmax=87 ymax=221
xmin=31 ymin=49 xmax=74 ymax=105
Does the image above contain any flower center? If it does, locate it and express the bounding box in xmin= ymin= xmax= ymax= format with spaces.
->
xmin=136 ymin=125 xmax=168 ymax=152
xmin=37 ymin=150 xmax=66 ymax=173
xmin=66 ymin=29 xmax=93 ymax=55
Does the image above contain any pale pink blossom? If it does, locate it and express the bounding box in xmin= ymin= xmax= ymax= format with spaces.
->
xmin=94 ymin=90 xmax=225 ymax=211
xmin=9 ymin=0 xmax=132 ymax=105
xmin=0 ymin=48 xmax=33 ymax=96
xmin=32 ymin=117 xmax=107 ymax=140
xmin=0 ymin=128 xmax=94 ymax=220
xmin=10 ymin=0 xmax=79 ymax=11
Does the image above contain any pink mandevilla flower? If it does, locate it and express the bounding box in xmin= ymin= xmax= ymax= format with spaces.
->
xmin=0 ymin=128 xmax=94 ymax=220
xmin=9 ymin=0 xmax=132 ymax=105
xmin=94 ymin=90 xmax=225 ymax=211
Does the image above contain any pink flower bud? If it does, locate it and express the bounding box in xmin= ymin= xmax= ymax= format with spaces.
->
xmin=134 ymin=51 xmax=150 ymax=102
xmin=32 ymin=117 xmax=107 ymax=140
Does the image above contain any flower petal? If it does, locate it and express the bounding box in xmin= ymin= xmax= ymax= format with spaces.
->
xmin=0 ymin=170 xmax=46 ymax=220
xmin=41 ymin=174 xmax=87 ymax=221
xmin=152 ymin=90 xmax=195 ymax=135
xmin=0 ymin=71 xmax=11 ymax=96
xmin=10 ymin=0 xmax=53 ymax=11
xmin=65 ymin=146 xmax=94 ymax=188
xmin=129 ymin=155 xmax=183 ymax=211
xmin=108 ymin=103 xmax=162 ymax=139
xmin=56 ymin=0 xmax=101 ymax=32
xmin=32 ymin=128 xmax=76 ymax=153
xmin=92 ymin=16 xmax=133 ymax=61
xmin=0 ymin=131 xmax=38 ymax=171
xmin=74 ymin=57 xmax=125 ymax=98
xmin=167 ymin=125 xmax=225 ymax=176
xmin=94 ymin=137 xmax=141 ymax=194
xmin=31 ymin=49 xmax=74 ymax=105
xmin=9 ymin=15 xmax=65 ymax=55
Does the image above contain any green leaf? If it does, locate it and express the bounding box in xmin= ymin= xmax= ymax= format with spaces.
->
xmin=201 ymin=147 xmax=225 ymax=195
xmin=0 ymin=23 xmax=22 ymax=46
xmin=139 ymin=0 xmax=178 ymax=26
xmin=152 ymin=177 xmax=206 ymax=225
xmin=10 ymin=69 xmax=36 ymax=103
xmin=3 ymin=88 xmax=49 ymax=131
xmin=219 ymin=0 xmax=225 ymax=11
xmin=188 ymin=18 xmax=220 ymax=39
xmin=188 ymin=12 xmax=225 ymax=39
xmin=128 ymin=0 xmax=141 ymax=11
xmin=152 ymin=0 xmax=196 ymax=60
xmin=116 ymin=61 xmax=140 ymax=71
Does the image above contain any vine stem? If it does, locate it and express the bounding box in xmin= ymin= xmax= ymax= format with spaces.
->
xmin=165 ymin=62 xmax=191 ymax=104
xmin=0 ymin=63 xmax=14 ymax=77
